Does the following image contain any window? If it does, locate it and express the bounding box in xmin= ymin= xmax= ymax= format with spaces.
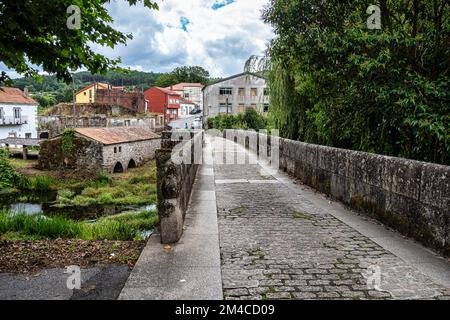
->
xmin=239 ymin=104 xmax=245 ymax=113
xmin=84 ymin=92 xmax=87 ymax=96
xmin=0 ymin=107 xmax=3 ymax=119
xmin=219 ymin=103 xmax=232 ymax=114
xmin=119 ymin=147 xmax=122 ymax=153
xmin=250 ymin=88 xmax=258 ymax=97
xmin=251 ymin=104 xmax=257 ymax=110
xmin=238 ymin=88 xmax=245 ymax=96
xmin=184 ymin=93 xmax=190 ymax=98
xmin=25 ymin=133 xmax=32 ymax=139
xmin=219 ymin=88 xmax=233 ymax=95
xmin=89 ymin=90 xmax=92 ymax=98
xmin=264 ymin=88 xmax=269 ymax=96
xmin=114 ymin=147 xmax=117 ymax=154
xmin=263 ymin=104 xmax=269 ymax=112
xmin=14 ymin=108 xmax=21 ymax=119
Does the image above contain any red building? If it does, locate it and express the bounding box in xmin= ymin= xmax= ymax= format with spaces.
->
xmin=144 ymin=87 xmax=181 ymax=123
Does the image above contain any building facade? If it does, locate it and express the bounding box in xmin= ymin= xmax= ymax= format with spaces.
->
xmin=75 ymin=82 xmax=109 ymax=104
xmin=75 ymin=83 xmax=147 ymax=113
xmin=179 ymin=98 xmax=197 ymax=118
xmin=39 ymin=127 xmax=161 ymax=174
xmin=166 ymin=83 xmax=204 ymax=109
xmin=144 ymin=87 xmax=181 ymax=123
xmin=202 ymin=73 xmax=269 ymax=120
xmin=0 ymin=87 xmax=38 ymax=140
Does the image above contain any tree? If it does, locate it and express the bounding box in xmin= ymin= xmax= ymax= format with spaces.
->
xmin=0 ymin=0 xmax=158 ymax=85
xmin=263 ymin=0 xmax=450 ymax=165
xmin=155 ymin=73 xmax=179 ymax=88
xmin=172 ymin=66 xmax=210 ymax=84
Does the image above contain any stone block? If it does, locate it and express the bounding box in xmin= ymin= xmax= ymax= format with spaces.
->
xmin=383 ymin=157 xmax=422 ymax=200
xmin=420 ymin=163 xmax=450 ymax=209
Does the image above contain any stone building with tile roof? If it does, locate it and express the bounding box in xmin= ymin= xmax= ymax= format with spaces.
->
xmin=39 ymin=127 xmax=161 ymax=174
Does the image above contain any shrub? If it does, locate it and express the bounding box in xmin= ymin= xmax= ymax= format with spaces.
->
xmin=0 ymin=150 xmax=23 ymax=189
xmin=208 ymin=108 xmax=267 ymax=131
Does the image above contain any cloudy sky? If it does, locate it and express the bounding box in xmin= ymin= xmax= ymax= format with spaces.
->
xmin=1 ymin=0 xmax=273 ymax=79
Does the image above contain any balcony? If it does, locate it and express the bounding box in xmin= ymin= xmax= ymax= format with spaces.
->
xmin=0 ymin=116 xmax=28 ymax=126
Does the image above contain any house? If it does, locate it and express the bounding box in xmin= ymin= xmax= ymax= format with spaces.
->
xmin=179 ymin=98 xmax=197 ymax=118
xmin=144 ymin=87 xmax=181 ymax=123
xmin=166 ymin=83 xmax=204 ymax=108
xmin=39 ymin=127 xmax=161 ymax=174
xmin=75 ymin=82 xmax=109 ymax=104
xmin=203 ymin=72 xmax=269 ymax=120
xmin=75 ymin=83 xmax=148 ymax=113
xmin=0 ymin=87 xmax=38 ymax=140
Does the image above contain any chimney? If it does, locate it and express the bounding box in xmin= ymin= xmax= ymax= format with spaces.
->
xmin=24 ymin=86 xmax=29 ymax=96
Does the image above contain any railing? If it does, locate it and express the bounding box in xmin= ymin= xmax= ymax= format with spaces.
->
xmin=0 ymin=116 xmax=28 ymax=125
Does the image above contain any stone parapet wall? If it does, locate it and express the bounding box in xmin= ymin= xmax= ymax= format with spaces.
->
xmin=224 ymin=129 xmax=450 ymax=256
xmin=156 ymin=131 xmax=203 ymax=244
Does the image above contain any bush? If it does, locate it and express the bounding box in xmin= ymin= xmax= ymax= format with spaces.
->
xmin=208 ymin=108 xmax=267 ymax=131
xmin=0 ymin=150 xmax=23 ymax=189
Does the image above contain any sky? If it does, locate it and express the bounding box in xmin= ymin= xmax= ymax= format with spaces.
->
xmin=1 ymin=0 xmax=273 ymax=79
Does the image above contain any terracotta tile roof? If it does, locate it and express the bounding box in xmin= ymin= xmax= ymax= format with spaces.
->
xmin=0 ymin=87 xmax=38 ymax=105
xmin=180 ymin=98 xmax=196 ymax=105
xmin=156 ymin=87 xmax=181 ymax=96
xmin=166 ymin=83 xmax=204 ymax=91
xmin=75 ymin=127 xmax=160 ymax=145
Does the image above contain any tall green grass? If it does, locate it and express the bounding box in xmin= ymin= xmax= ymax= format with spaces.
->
xmin=0 ymin=210 xmax=158 ymax=241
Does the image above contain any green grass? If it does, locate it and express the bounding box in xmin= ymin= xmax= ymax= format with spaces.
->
xmin=0 ymin=210 xmax=158 ymax=241
xmin=53 ymin=163 xmax=158 ymax=207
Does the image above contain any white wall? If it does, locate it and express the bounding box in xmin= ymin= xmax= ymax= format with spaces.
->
xmin=0 ymin=103 xmax=38 ymax=140
xmin=203 ymin=74 xmax=269 ymax=119
xmin=179 ymin=103 xmax=196 ymax=118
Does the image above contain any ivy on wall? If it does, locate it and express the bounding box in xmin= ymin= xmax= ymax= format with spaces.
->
xmin=61 ymin=129 xmax=76 ymax=156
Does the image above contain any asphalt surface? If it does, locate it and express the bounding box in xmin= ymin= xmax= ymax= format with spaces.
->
xmin=0 ymin=264 xmax=130 ymax=300
xmin=169 ymin=116 xmax=201 ymax=129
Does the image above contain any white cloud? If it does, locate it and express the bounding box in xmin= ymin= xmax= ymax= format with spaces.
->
xmin=2 ymin=0 xmax=273 ymax=78
xmin=97 ymin=0 xmax=273 ymax=77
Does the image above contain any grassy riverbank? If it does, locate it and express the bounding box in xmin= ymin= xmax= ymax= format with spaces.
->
xmin=0 ymin=210 xmax=158 ymax=241
xmin=2 ymin=152 xmax=157 ymax=208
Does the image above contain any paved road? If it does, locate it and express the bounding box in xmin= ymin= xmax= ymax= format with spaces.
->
xmin=211 ymin=135 xmax=450 ymax=300
xmin=0 ymin=265 xmax=130 ymax=300
xmin=169 ymin=116 xmax=199 ymax=129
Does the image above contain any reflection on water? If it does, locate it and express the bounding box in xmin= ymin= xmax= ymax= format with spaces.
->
xmin=10 ymin=203 xmax=42 ymax=216
xmin=0 ymin=192 xmax=157 ymax=221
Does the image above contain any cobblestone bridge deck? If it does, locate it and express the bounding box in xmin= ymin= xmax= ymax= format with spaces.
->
xmin=121 ymin=134 xmax=450 ymax=300
xmin=211 ymin=135 xmax=450 ymax=300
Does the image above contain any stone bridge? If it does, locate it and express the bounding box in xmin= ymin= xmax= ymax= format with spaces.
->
xmin=120 ymin=130 xmax=450 ymax=300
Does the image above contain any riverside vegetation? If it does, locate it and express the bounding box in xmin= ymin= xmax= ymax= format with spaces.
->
xmin=0 ymin=149 xmax=158 ymax=241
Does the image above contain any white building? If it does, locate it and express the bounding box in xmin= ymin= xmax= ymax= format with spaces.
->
xmin=0 ymin=87 xmax=38 ymax=140
xmin=166 ymin=83 xmax=204 ymax=109
xmin=179 ymin=98 xmax=197 ymax=118
xmin=202 ymin=73 xmax=269 ymax=120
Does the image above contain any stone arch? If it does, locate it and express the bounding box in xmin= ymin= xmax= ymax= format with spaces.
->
xmin=128 ymin=158 xmax=137 ymax=169
xmin=39 ymin=132 xmax=49 ymax=139
xmin=113 ymin=162 xmax=124 ymax=173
